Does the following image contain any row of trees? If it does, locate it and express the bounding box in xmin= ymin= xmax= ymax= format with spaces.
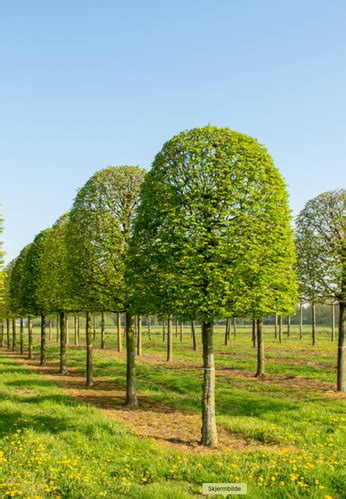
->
xmin=0 ymin=126 xmax=344 ymax=447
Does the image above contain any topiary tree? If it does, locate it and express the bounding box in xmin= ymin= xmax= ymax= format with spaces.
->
xmin=66 ymin=166 xmax=146 ymax=393
xmin=128 ymin=125 xmax=297 ymax=446
xmin=21 ymin=229 xmax=53 ymax=366
xmin=30 ymin=214 xmax=75 ymax=374
xmin=296 ymin=190 xmax=345 ymax=391
xmin=9 ymin=245 xmax=31 ymax=355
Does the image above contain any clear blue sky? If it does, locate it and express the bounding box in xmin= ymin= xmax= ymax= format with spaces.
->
xmin=1 ymin=0 xmax=345 ymax=264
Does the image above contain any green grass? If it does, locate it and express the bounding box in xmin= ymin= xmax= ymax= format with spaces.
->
xmin=0 ymin=323 xmax=345 ymax=497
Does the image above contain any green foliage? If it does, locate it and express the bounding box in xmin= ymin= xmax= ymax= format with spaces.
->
xmin=66 ymin=166 xmax=146 ymax=312
xmin=295 ymin=189 xmax=345 ymax=304
xmin=21 ymin=229 xmax=52 ymax=316
xmin=36 ymin=214 xmax=75 ymax=313
xmin=128 ymin=126 xmax=297 ymax=320
xmin=8 ymin=245 xmax=31 ymax=317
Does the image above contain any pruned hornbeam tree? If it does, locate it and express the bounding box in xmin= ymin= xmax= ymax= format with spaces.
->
xmin=31 ymin=214 xmax=75 ymax=375
xmin=66 ymin=165 xmax=146 ymax=396
xmin=128 ymin=125 xmax=297 ymax=447
xmin=20 ymin=231 xmax=54 ymax=367
xmin=296 ymin=189 xmax=345 ymax=391
xmin=8 ymin=245 xmax=33 ymax=356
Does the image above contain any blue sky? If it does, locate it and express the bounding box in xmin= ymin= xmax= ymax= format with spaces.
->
xmin=1 ymin=0 xmax=345 ymax=263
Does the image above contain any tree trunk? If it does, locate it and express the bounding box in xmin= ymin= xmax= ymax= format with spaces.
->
xmin=137 ymin=315 xmax=142 ymax=356
xmin=233 ymin=317 xmax=237 ymax=337
xmin=56 ymin=314 xmax=59 ymax=343
xmin=0 ymin=319 xmax=4 ymax=347
xmin=162 ymin=320 xmax=166 ymax=341
xmin=93 ymin=316 xmax=96 ymax=341
xmin=224 ymin=318 xmax=230 ymax=346
xmin=86 ymin=310 xmax=93 ymax=387
xmin=256 ymin=318 xmax=265 ymax=378
xmin=332 ymin=302 xmax=336 ymax=341
xmin=66 ymin=316 xmax=69 ymax=344
xmin=312 ymin=303 xmax=316 ymax=346
xmin=20 ymin=318 xmax=24 ymax=355
xmin=117 ymin=312 xmax=122 ymax=352
xmin=337 ymin=301 xmax=345 ymax=392
xmin=167 ymin=316 xmax=173 ymax=362
xmin=287 ymin=316 xmax=291 ymax=337
xmin=125 ymin=312 xmax=138 ymax=407
xmin=180 ymin=322 xmax=183 ymax=343
xmin=100 ymin=311 xmax=105 ymax=349
xmin=299 ymin=304 xmax=303 ymax=339
xmin=73 ymin=315 xmax=78 ymax=347
xmin=278 ymin=315 xmax=282 ymax=343
xmin=252 ymin=319 xmax=256 ymax=348
xmin=40 ymin=314 xmax=46 ymax=366
xmin=147 ymin=315 xmax=151 ymax=340
xmin=59 ymin=311 xmax=67 ymax=374
xmin=77 ymin=315 xmax=80 ymax=341
xmin=6 ymin=319 xmax=10 ymax=350
xmin=201 ymin=321 xmax=217 ymax=447
xmin=48 ymin=318 xmax=52 ymax=342
xmin=274 ymin=314 xmax=278 ymax=339
xmin=191 ymin=320 xmax=197 ymax=351
xmin=12 ymin=318 xmax=17 ymax=351
xmin=28 ymin=317 xmax=33 ymax=360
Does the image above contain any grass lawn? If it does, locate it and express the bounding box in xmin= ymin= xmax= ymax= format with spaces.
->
xmin=0 ymin=322 xmax=345 ymax=497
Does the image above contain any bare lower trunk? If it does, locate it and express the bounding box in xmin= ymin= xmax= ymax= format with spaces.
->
xmin=56 ymin=314 xmax=59 ymax=343
xmin=180 ymin=322 xmax=183 ymax=343
xmin=224 ymin=318 xmax=230 ymax=346
xmin=117 ymin=313 xmax=122 ymax=352
xmin=0 ymin=320 xmax=4 ymax=347
xmin=252 ymin=319 xmax=256 ymax=348
xmin=12 ymin=318 xmax=17 ymax=351
xmin=299 ymin=304 xmax=303 ymax=339
xmin=92 ymin=316 xmax=96 ymax=341
xmin=312 ymin=303 xmax=316 ymax=346
xmin=100 ymin=311 xmax=105 ymax=349
xmin=233 ymin=317 xmax=237 ymax=337
xmin=167 ymin=316 xmax=172 ymax=362
xmin=137 ymin=315 xmax=142 ymax=356
xmin=256 ymin=318 xmax=265 ymax=378
xmin=28 ymin=317 xmax=33 ymax=360
xmin=66 ymin=316 xmax=69 ymax=344
xmin=191 ymin=320 xmax=197 ymax=351
xmin=77 ymin=316 xmax=80 ymax=341
xmin=6 ymin=319 xmax=10 ymax=350
xmin=59 ymin=311 xmax=67 ymax=374
xmin=48 ymin=318 xmax=52 ymax=342
xmin=175 ymin=318 xmax=178 ymax=337
xmin=85 ymin=311 xmax=93 ymax=387
xmin=274 ymin=314 xmax=278 ymax=339
xmin=125 ymin=312 xmax=138 ymax=407
xmin=201 ymin=321 xmax=217 ymax=447
xmin=162 ymin=320 xmax=166 ymax=342
xmin=287 ymin=316 xmax=291 ymax=337
xmin=40 ymin=313 xmax=46 ymax=366
xmin=332 ymin=303 xmax=336 ymax=341
xmin=74 ymin=315 xmax=79 ymax=346
xmin=278 ymin=315 xmax=282 ymax=343
xmin=20 ymin=318 xmax=24 ymax=355
xmin=147 ymin=315 xmax=151 ymax=340
xmin=337 ymin=301 xmax=345 ymax=392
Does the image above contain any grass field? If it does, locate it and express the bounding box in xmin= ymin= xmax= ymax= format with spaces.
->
xmin=0 ymin=322 xmax=345 ymax=497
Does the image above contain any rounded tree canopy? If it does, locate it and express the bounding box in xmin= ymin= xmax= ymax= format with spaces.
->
xmin=67 ymin=165 xmax=146 ymax=312
xmin=128 ymin=125 xmax=297 ymax=320
xmin=295 ymin=189 xmax=345 ymax=304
